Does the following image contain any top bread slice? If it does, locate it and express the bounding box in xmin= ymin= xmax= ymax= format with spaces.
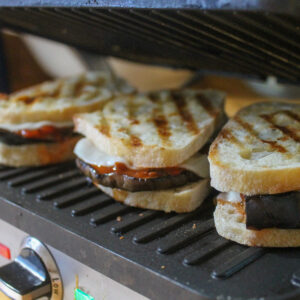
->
xmin=74 ymin=89 xmax=225 ymax=168
xmin=0 ymin=71 xmax=133 ymax=124
xmin=209 ymin=101 xmax=300 ymax=195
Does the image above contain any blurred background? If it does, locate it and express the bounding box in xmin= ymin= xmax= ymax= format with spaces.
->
xmin=1 ymin=30 xmax=299 ymax=117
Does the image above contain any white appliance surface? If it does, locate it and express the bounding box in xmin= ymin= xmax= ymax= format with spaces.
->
xmin=0 ymin=219 xmax=148 ymax=300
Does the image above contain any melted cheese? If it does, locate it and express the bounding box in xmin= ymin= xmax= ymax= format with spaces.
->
xmin=74 ymin=138 xmax=209 ymax=178
xmin=217 ymin=192 xmax=242 ymax=203
xmin=0 ymin=121 xmax=73 ymax=131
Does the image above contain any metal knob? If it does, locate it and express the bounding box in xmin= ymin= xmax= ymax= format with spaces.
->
xmin=0 ymin=237 xmax=63 ymax=300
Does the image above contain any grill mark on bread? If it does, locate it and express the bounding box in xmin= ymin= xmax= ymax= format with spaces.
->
xmin=196 ymin=94 xmax=217 ymax=118
xmin=130 ymin=119 xmax=140 ymax=125
xmin=51 ymin=82 xmax=63 ymax=98
xmin=281 ymin=111 xmax=300 ymax=123
xmin=152 ymin=110 xmax=171 ymax=145
xmin=85 ymin=89 xmax=102 ymax=102
xmin=210 ymin=127 xmax=245 ymax=159
xmin=148 ymin=92 xmax=172 ymax=145
xmin=171 ymin=92 xmax=199 ymax=135
xmin=127 ymin=97 xmax=142 ymax=141
xmin=97 ymin=116 xmax=111 ymax=137
xmin=220 ymin=128 xmax=244 ymax=148
xmin=235 ymin=116 xmax=287 ymax=153
xmin=23 ymin=96 xmax=36 ymax=105
xmin=14 ymin=88 xmax=58 ymax=105
xmin=130 ymin=135 xmax=142 ymax=147
xmin=74 ymin=79 xmax=85 ymax=96
xmin=148 ymin=93 xmax=159 ymax=102
xmin=99 ymin=125 xmax=110 ymax=137
xmin=261 ymin=113 xmax=300 ymax=143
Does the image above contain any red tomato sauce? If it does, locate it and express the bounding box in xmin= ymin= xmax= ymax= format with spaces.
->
xmin=16 ymin=125 xmax=72 ymax=141
xmin=92 ymin=162 xmax=184 ymax=179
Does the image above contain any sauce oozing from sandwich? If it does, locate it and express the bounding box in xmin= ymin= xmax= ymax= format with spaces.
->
xmin=92 ymin=162 xmax=184 ymax=179
xmin=16 ymin=125 xmax=73 ymax=141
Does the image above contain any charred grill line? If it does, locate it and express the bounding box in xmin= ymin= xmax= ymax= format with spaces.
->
xmin=153 ymin=113 xmax=171 ymax=143
xmin=51 ymin=81 xmax=63 ymax=98
xmin=218 ymin=128 xmax=245 ymax=149
xmin=127 ymin=98 xmax=143 ymax=147
xmin=73 ymin=79 xmax=85 ymax=96
xmin=98 ymin=124 xmax=111 ymax=137
xmin=171 ymin=92 xmax=199 ymax=135
xmin=130 ymin=135 xmax=142 ymax=147
xmin=282 ymin=110 xmax=300 ymax=123
xmin=196 ymin=94 xmax=218 ymax=118
xmin=261 ymin=113 xmax=300 ymax=143
xmin=235 ymin=116 xmax=287 ymax=153
xmin=148 ymin=93 xmax=172 ymax=146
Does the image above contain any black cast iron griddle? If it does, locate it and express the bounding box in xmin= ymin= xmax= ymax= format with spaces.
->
xmin=0 ymin=162 xmax=299 ymax=300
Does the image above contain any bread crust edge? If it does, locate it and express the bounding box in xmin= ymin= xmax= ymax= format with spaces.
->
xmin=209 ymin=162 xmax=300 ymax=195
xmin=0 ymin=137 xmax=79 ymax=167
xmin=214 ymin=201 xmax=300 ymax=247
xmin=74 ymin=114 xmax=217 ymax=168
xmin=95 ymin=179 xmax=211 ymax=213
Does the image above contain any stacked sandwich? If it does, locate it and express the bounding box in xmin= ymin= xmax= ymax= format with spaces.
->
xmin=209 ymin=102 xmax=300 ymax=247
xmin=74 ymin=89 xmax=225 ymax=213
xmin=0 ymin=72 xmax=133 ymax=166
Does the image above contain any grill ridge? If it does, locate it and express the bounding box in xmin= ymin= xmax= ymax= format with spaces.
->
xmin=183 ymin=235 xmax=231 ymax=266
xmin=90 ymin=204 xmax=134 ymax=226
xmin=111 ymin=210 xmax=163 ymax=234
xmin=71 ymin=194 xmax=114 ymax=216
xmin=1 ymin=7 xmax=299 ymax=82
xmin=157 ymin=219 xmax=214 ymax=255
xmin=211 ymin=248 xmax=266 ymax=279
xmin=0 ymin=161 xmax=300 ymax=299
xmin=21 ymin=169 xmax=80 ymax=194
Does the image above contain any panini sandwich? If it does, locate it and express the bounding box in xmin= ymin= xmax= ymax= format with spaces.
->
xmin=209 ymin=102 xmax=300 ymax=247
xmin=0 ymin=72 xmax=132 ymax=166
xmin=74 ymin=89 xmax=225 ymax=213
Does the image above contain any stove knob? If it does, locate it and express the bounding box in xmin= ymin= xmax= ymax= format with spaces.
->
xmin=0 ymin=236 xmax=63 ymax=300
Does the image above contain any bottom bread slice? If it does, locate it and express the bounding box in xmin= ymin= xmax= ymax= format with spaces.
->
xmin=95 ymin=179 xmax=210 ymax=213
xmin=214 ymin=201 xmax=300 ymax=247
xmin=0 ymin=137 xmax=79 ymax=167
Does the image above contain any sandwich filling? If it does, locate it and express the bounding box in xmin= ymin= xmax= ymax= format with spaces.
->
xmin=217 ymin=191 xmax=300 ymax=230
xmin=74 ymin=138 xmax=209 ymax=192
xmin=0 ymin=121 xmax=78 ymax=145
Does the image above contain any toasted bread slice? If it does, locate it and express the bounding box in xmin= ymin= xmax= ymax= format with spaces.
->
xmin=209 ymin=102 xmax=300 ymax=195
xmin=74 ymin=89 xmax=225 ymax=168
xmin=214 ymin=200 xmax=300 ymax=247
xmin=96 ymin=179 xmax=210 ymax=213
xmin=0 ymin=136 xmax=79 ymax=167
xmin=0 ymin=71 xmax=133 ymax=124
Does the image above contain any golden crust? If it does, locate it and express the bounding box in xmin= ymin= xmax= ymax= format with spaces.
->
xmin=74 ymin=89 xmax=225 ymax=168
xmin=214 ymin=200 xmax=300 ymax=247
xmin=96 ymin=179 xmax=210 ymax=213
xmin=0 ymin=137 xmax=79 ymax=167
xmin=0 ymin=72 xmax=133 ymax=124
xmin=209 ymin=101 xmax=300 ymax=195
xmin=210 ymin=164 xmax=300 ymax=195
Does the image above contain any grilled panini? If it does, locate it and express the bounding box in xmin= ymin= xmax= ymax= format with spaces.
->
xmin=0 ymin=72 xmax=133 ymax=166
xmin=74 ymin=89 xmax=225 ymax=213
xmin=209 ymin=102 xmax=300 ymax=247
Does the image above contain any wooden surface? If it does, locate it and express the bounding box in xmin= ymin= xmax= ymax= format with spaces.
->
xmin=2 ymin=32 xmax=51 ymax=92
